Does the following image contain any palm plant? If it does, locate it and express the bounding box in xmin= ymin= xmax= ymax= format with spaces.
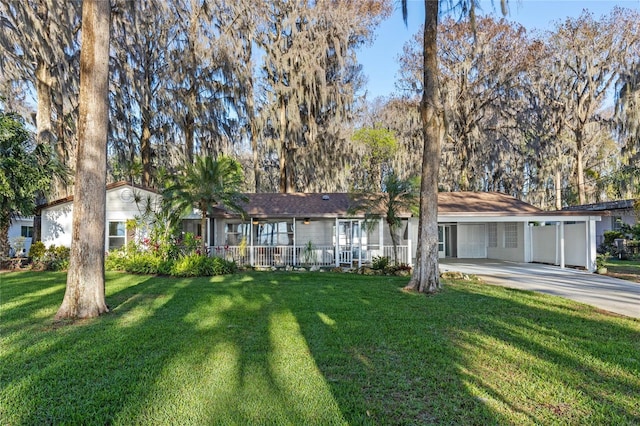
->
xmin=163 ymin=155 xmax=247 ymax=254
xmin=350 ymin=173 xmax=419 ymax=265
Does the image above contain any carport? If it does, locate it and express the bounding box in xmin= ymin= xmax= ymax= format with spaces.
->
xmin=440 ymin=259 xmax=640 ymax=318
xmin=418 ymin=192 xmax=602 ymax=272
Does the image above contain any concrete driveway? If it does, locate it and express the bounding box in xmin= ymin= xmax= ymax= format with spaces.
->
xmin=439 ymin=259 xmax=640 ymax=319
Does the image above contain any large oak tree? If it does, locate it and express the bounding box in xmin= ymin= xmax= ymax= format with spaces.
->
xmin=56 ymin=0 xmax=111 ymax=320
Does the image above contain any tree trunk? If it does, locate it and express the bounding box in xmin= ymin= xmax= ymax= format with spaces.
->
xmin=53 ymin=102 xmax=69 ymax=198
xmin=278 ymin=97 xmax=288 ymax=193
xmin=56 ymin=0 xmax=110 ymax=320
xmin=575 ymin=135 xmax=586 ymax=205
xmin=184 ymin=91 xmax=196 ymax=164
xmin=388 ymin=223 xmax=399 ymax=266
xmin=405 ymin=0 xmax=441 ymax=294
xmin=200 ymin=208 xmax=208 ymax=255
xmin=35 ymin=61 xmax=56 ymax=200
xmin=141 ymin=116 xmax=152 ymax=186
xmin=0 ymin=218 xmax=10 ymax=258
xmin=555 ymin=167 xmax=562 ymax=210
xmin=248 ymin=81 xmax=260 ymax=192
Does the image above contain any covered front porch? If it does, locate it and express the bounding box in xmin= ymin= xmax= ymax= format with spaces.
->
xmin=203 ymin=217 xmax=412 ymax=268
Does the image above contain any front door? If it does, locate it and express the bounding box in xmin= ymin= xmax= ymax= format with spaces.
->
xmin=338 ymin=220 xmax=362 ymax=264
xmin=438 ymin=225 xmax=446 ymax=258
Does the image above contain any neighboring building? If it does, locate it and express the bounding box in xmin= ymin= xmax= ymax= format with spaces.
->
xmin=39 ymin=184 xmax=602 ymax=272
xmin=7 ymin=216 xmax=34 ymax=256
xmin=564 ymin=199 xmax=637 ymax=246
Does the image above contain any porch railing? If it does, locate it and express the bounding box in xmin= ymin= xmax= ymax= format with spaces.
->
xmin=209 ymin=244 xmax=410 ymax=267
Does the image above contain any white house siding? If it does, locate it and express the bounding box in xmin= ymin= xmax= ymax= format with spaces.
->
xmin=458 ymin=224 xmax=487 ymax=258
xmin=484 ymin=222 xmax=526 ymax=262
xmin=564 ymin=223 xmax=588 ymax=268
xmin=41 ymin=203 xmax=73 ymax=248
xmin=296 ymin=220 xmax=334 ymax=246
xmin=531 ymin=225 xmax=557 ymax=265
xmin=41 ymin=185 xmax=160 ymax=252
xmin=530 ymin=223 xmax=591 ymax=269
xmin=8 ymin=216 xmax=34 ymax=255
xmin=596 ymin=213 xmax=635 ymax=245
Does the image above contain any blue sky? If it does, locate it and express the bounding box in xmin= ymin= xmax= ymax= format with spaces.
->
xmin=359 ymin=0 xmax=640 ymax=99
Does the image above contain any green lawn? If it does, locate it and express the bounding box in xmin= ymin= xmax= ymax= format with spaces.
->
xmin=604 ymin=258 xmax=640 ymax=283
xmin=1 ymin=271 xmax=639 ymax=425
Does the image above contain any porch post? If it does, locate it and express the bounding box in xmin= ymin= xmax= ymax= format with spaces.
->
xmin=335 ymin=217 xmax=339 ymax=267
xmin=250 ymin=218 xmax=255 ymax=266
xmin=523 ymin=222 xmax=531 ymax=263
xmin=293 ymin=218 xmax=297 ymax=266
xmin=357 ymin=220 xmax=362 ymax=268
xmin=379 ymin=218 xmax=384 ymax=258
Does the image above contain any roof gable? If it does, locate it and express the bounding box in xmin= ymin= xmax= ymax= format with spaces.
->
xmin=39 ymin=181 xmax=159 ymax=209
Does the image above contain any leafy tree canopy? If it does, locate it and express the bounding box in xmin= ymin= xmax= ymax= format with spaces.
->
xmin=0 ymin=108 xmax=63 ymax=256
xmin=0 ymin=110 xmax=54 ymax=221
xmin=163 ymin=155 xmax=248 ymax=253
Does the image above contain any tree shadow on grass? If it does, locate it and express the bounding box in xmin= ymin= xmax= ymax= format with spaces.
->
xmin=1 ymin=272 xmax=347 ymax=424
xmin=276 ymin=273 xmax=509 ymax=425
xmin=451 ymin=285 xmax=640 ymax=424
xmin=278 ymin=274 xmax=640 ymax=424
xmin=2 ymin=271 xmax=639 ymax=425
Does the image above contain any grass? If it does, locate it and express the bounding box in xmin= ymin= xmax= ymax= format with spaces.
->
xmin=604 ymin=258 xmax=640 ymax=283
xmin=1 ymin=271 xmax=639 ymax=425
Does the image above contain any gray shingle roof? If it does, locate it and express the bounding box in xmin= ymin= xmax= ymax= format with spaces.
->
xmin=212 ymin=191 xmax=546 ymax=218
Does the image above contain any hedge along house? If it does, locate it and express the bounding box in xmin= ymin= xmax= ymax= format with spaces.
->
xmin=209 ymin=191 xmax=602 ymax=271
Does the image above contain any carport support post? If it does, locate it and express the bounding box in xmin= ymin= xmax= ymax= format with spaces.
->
xmin=559 ymin=221 xmax=565 ymax=269
xmin=586 ymin=219 xmax=596 ymax=272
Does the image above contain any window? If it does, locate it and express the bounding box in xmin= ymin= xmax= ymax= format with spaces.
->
xmin=255 ymin=221 xmax=293 ymax=246
xmin=504 ymin=223 xmax=518 ymax=248
xmin=21 ymin=226 xmax=33 ymax=238
xmin=612 ymin=216 xmax=623 ymax=231
xmin=108 ymin=221 xmax=126 ymax=250
xmin=487 ymin=223 xmax=497 ymax=248
xmin=225 ymin=223 xmax=250 ymax=245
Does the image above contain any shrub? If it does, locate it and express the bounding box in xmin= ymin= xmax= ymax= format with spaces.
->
xmin=105 ymin=249 xmax=129 ymax=271
xmin=106 ymin=244 xmax=236 ymax=277
xmin=384 ymin=263 xmax=412 ymax=276
xmin=603 ymin=230 xmax=624 ymax=247
xmin=30 ymin=244 xmax=71 ymax=271
xmin=170 ymin=255 xmax=202 ymax=277
xmin=372 ymin=256 xmax=390 ymax=270
xmin=46 ymin=245 xmax=70 ymax=271
xmin=171 ymin=254 xmax=236 ymax=277
xmin=28 ymin=241 xmax=46 ymax=260
xmin=125 ymin=252 xmax=164 ymax=275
